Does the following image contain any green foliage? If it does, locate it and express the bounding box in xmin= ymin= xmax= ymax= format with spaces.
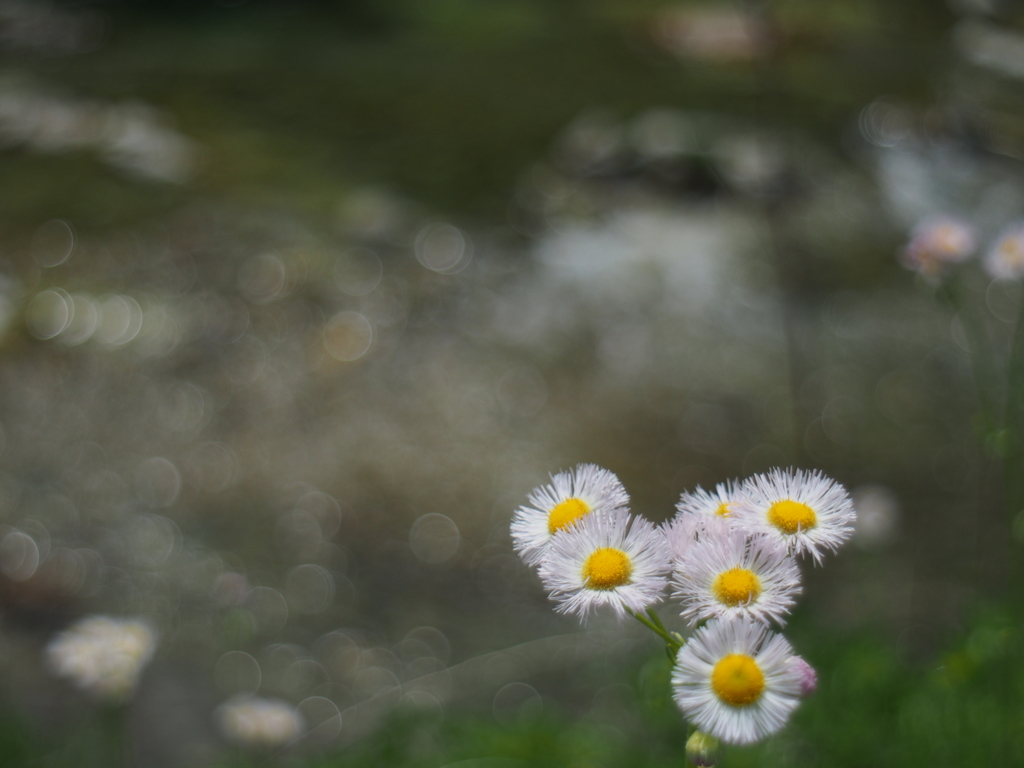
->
xmin=17 ymin=610 xmax=1016 ymax=768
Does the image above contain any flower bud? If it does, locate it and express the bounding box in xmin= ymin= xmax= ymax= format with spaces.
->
xmin=686 ymin=730 xmax=721 ymax=767
xmin=789 ymin=655 xmax=817 ymax=698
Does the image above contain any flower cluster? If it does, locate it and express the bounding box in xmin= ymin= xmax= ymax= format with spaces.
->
xmin=511 ymin=465 xmax=855 ymax=749
xmin=45 ymin=616 xmax=157 ymax=702
xmin=899 ymin=215 xmax=1024 ymax=281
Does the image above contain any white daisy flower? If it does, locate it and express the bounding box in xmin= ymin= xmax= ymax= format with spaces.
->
xmin=985 ymin=223 xmax=1024 ymax=280
xmin=666 ymin=481 xmax=743 ymax=561
xmin=511 ymin=464 xmax=629 ymax=567
xmin=672 ymin=519 xmax=801 ymax=626
xmin=672 ymin=616 xmax=802 ymax=744
xmin=732 ymin=468 xmax=855 ymax=564
xmin=538 ymin=509 xmax=671 ymax=619
xmin=676 ymin=480 xmax=742 ymax=520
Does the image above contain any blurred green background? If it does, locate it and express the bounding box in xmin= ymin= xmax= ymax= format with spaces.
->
xmin=0 ymin=0 xmax=1023 ymax=764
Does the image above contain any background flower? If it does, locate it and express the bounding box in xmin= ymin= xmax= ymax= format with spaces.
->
xmin=217 ymin=695 xmax=305 ymax=749
xmin=45 ymin=616 xmax=156 ymax=702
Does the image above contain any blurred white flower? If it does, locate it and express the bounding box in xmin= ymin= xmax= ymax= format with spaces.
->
xmin=985 ymin=223 xmax=1024 ymax=280
xmin=45 ymin=616 xmax=156 ymax=701
xmin=218 ymin=695 xmax=305 ymax=749
xmin=851 ymin=483 xmax=901 ymax=551
xmin=900 ymin=215 xmax=976 ymax=277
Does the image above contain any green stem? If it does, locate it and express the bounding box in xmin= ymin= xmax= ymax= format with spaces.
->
xmin=937 ymin=277 xmax=1001 ymax=435
xmin=99 ymin=704 xmax=130 ymax=768
xmin=646 ymin=608 xmax=670 ymax=635
xmin=630 ymin=612 xmax=697 ymax=758
xmin=627 ymin=607 xmax=685 ymax=665
xmin=628 ymin=608 xmax=674 ymax=645
xmin=1003 ymin=286 xmax=1024 ymax=596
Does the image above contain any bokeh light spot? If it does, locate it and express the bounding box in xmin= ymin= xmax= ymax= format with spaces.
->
xmin=215 ymin=650 xmax=262 ymax=695
xmin=324 ymin=311 xmax=373 ymax=361
xmin=409 ymin=514 xmax=460 ymax=564
xmin=32 ymin=219 xmax=75 ymax=267
xmin=415 ymin=222 xmax=471 ymax=273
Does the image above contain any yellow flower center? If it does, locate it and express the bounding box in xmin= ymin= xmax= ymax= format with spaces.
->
xmin=547 ymin=497 xmax=591 ymax=535
xmin=711 ymin=654 xmax=765 ymax=707
xmin=767 ymin=499 xmax=817 ymax=535
xmin=714 ymin=502 xmax=731 ymax=517
xmin=581 ymin=547 xmax=633 ymax=590
xmin=711 ymin=567 xmax=761 ymax=606
xmin=1002 ymin=239 xmax=1024 ymax=266
xmin=936 ymin=225 xmax=958 ymax=252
